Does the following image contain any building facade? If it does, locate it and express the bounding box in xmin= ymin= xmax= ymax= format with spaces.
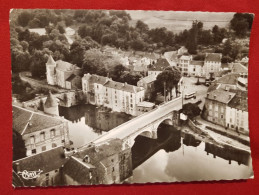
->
xmin=137 ymin=74 xmax=157 ymax=100
xmin=178 ymin=55 xmax=192 ymax=76
xmin=226 ymin=91 xmax=248 ymax=134
xmin=46 ymin=55 xmax=82 ymax=89
xmin=13 ymin=104 xmax=71 ymax=157
xmin=202 ymin=89 xmax=235 ymax=127
xmin=203 ymin=53 xmax=222 ymax=78
xmin=82 ymin=73 xmax=145 ymax=116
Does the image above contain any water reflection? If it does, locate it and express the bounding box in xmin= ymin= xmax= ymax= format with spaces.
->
xmin=59 ymin=105 xmax=132 ymax=148
xmin=131 ymin=124 xmax=253 ymax=183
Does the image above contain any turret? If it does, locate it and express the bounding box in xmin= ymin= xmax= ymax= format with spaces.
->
xmin=46 ymin=55 xmax=57 ymax=85
xmin=43 ymin=91 xmax=59 ymax=116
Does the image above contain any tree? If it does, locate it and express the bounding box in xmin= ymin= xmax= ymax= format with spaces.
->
xmin=78 ymin=25 xmax=92 ymax=38
xmin=13 ymin=129 xmax=26 ymax=161
xmin=136 ymin=20 xmax=149 ymax=33
xmin=185 ymin=21 xmax=200 ymax=54
xmin=230 ymin=13 xmax=254 ymax=37
xmin=119 ymin=71 xmax=142 ymax=85
xmin=154 ymin=67 xmax=181 ymax=100
xmin=110 ymin=64 xmax=127 ymax=81
xmin=30 ymin=49 xmax=51 ymax=78
xmin=17 ymin=11 xmax=32 ymax=27
xmin=181 ymin=103 xmax=201 ymax=119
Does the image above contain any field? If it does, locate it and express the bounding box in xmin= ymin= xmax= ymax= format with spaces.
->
xmin=127 ymin=10 xmax=234 ymax=33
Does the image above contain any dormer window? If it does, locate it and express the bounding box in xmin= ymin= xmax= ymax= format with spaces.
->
xmin=84 ymin=155 xmax=90 ymax=163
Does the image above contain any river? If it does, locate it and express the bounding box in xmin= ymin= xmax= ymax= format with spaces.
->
xmin=59 ymin=105 xmax=253 ymax=183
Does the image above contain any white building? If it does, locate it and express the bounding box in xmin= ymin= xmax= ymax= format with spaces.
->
xmin=103 ymin=80 xmax=145 ymax=116
xmin=178 ymin=55 xmax=192 ymax=76
xmin=82 ymin=73 xmax=145 ymax=116
xmin=188 ymin=61 xmax=204 ymax=77
xmin=226 ymin=91 xmax=248 ymax=134
xmin=203 ymin=53 xmax=222 ymax=78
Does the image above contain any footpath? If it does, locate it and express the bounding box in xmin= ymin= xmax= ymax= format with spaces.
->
xmin=194 ymin=116 xmax=250 ymax=152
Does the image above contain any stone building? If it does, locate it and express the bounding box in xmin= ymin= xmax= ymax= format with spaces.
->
xmin=63 ymin=139 xmax=132 ymax=185
xmin=82 ymin=73 xmax=145 ymax=116
xmin=46 ymin=55 xmax=82 ymax=89
xmin=12 ymin=105 xmax=71 ymax=156
xmin=13 ymin=146 xmax=68 ymax=187
xmin=226 ymin=90 xmax=248 ymax=134
xmin=178 ymin=55 xmax=192 ymax=76
xmin=137 ymin=74 xmax=157 ymax=100
xmin=43 ymin=91 xmax=60 ymax=116
xmin=202 ymin=89 xmax=235 ymax=127
xmin=148 ymin=58 xmax=170 ymax=77
xmin=203 ymin=53 xmax=222 ymax=78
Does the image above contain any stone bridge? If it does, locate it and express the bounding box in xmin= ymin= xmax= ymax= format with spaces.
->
xmin=92 ymin=97 xmax=182 ymax=149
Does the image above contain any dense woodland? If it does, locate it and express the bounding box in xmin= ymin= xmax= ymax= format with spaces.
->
xmin=10 ymin=10 xmax=253 ymax=81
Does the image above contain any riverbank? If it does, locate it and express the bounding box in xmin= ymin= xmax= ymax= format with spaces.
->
xmin=183 ymin=119 xmax=251 ymax=153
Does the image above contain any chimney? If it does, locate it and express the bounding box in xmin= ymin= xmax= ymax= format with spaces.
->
xmin=229 ymin=94 xmax=232 ymax=100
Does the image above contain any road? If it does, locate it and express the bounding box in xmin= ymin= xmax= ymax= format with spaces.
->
xmin=93 ymin=97 xmax=182 ymax=144
xmin=182 ymin=76 xmax=208 ymax=109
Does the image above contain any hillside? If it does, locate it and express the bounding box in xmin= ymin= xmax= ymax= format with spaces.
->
xmin=127 ymin=10 xmax=234 ymax=33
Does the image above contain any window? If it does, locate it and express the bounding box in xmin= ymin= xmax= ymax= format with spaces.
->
xmin=40 ymin=132 xmax=45 ymax=142
xmin=52 ymin=143 xmax=57 ymax=148
xmin=32 ymin=149 xmax=36 ymax=154
xmin=30 ymin=136 xmax=35 ymax=144
xmin=50 ymin=129 xmax=55 ymax=138
xmin=220 ymin=114 xmax=224 ymax=119
xmin=42 ymin=146 xmax=46 ymax=151
xmin=209 ymin=104 xmax=212 ymax=110
xmin=130 ymin=104 xmax=133 ymax=108
xmin=112 ymin=167 xmax=115 ymax=172
xmin=130 ymin=94 xmax=132 ymax=98
xmin=111 ymin=159 xmax=114 ymax=162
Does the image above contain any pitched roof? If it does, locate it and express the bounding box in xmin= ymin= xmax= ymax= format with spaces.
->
xmin=12 ymin=106 xmax=64 ymax=135
xmin=46 ymin=55 xmax=56 ymax=66
xmin=180 ymin=55 xmax=192 ymax=61
xmin=228 ymin=92 xmax=248 ymax=112
xmin=13 ymin=147 xmax=67 ymax=175
xmin=62 ymin=156 xmax=95 ymax=184
xmin=104 ymin=80 xmax=144 ymax=93
xmin=139 ymin=74 xmax=157 ymax=84
xmin=134 ymin=64 xmax=148 ymax=72
xmin=44 ymin=91 xmax=59 ymax=108
xmin=190 ymin=60 xmax=204 ymax=66
xmin=148 ymin=58 xmax=170 ymax=71
xmin=77 ymin=139 xmax=123 ymax=164
xmin=66 ymin=74 xmax=79 ymax=82
xmin=86 ymin=74 xmax=109 ymax=85
xmin=205 ymin=53 xmax=222 ymax=62
xmin=215 ymin=73 xmax=240 ymax=85
xmin=56 ymin=60 xmax=77 ymax=71
xmin=206 ymin=89 xmax=236 ymax=104
xmin=229 ymin=63 xmax=248 ymax=74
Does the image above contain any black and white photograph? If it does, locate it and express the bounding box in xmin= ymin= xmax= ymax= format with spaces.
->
xmin=10 ymin=9 xmax=254 ymax=187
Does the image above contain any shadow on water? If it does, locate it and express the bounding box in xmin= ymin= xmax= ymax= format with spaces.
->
xmin=131 ymin=124 xmax=181 ymax=169
xmin=59 ymin=105 xmax=132 ymax=132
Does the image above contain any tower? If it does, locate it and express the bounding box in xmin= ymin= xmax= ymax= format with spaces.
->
xmin=46 ymin=55 xmax=56 ymax=85
xmin=44 ymin=91 xmax=59 ymax=116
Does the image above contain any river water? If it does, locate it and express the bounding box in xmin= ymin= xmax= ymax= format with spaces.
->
xmin=59 ymin=105 xmax=253 ymax=183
